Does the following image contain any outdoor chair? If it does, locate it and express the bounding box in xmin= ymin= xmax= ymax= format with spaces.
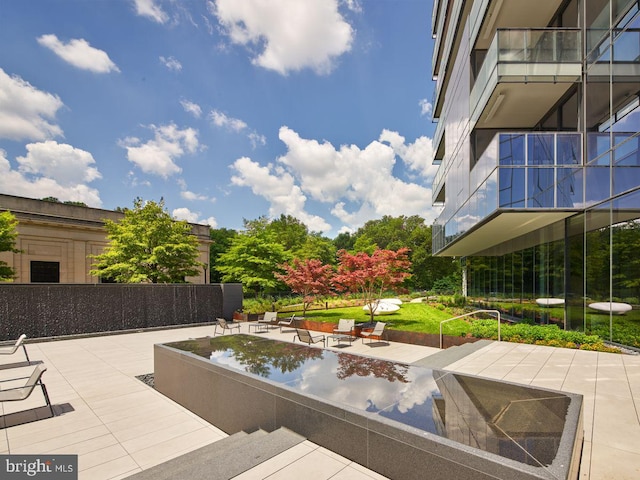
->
xmin=258 ymin=311 xmax=278 ymax=328
xmin=0 ymin=364 xmax=54 ymax=419
xmin=361 ymin=322 xmax=387 ymax=344
xmin=0 ymin=334 xmax=30 ymax=364
xmin=214 ymin=318 xmax=241 ymax=335
xmin=333 ymin=319 xmax=355 ymax=336
xmin=293 ymin=329 xmax=325 ymax=347
xmin=278 ymin=314 xmax=300 ymax=332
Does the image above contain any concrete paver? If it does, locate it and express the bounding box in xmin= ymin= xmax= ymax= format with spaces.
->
xmin=0 ymin=323 xmax=637 ymax=479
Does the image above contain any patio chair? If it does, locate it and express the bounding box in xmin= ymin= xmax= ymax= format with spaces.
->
xmin=0 ymin=334 xmax=30 ymax=364
xmin=361 ymin=322 xmax=386 ymax=344
xmin=293 ymin=329 xmax=325 ymax=347
xmin=278 ymin=314 xmax=300 ymax=332
xmin=333 ymin=319 xmax=355 ymax=336
xmin=0 ymin=364 xmax=54 ymax=418
xmin=214 ymin=318 xmax=241 ymax=335
xmin=258 ymin=311 xmax=278 ymax=328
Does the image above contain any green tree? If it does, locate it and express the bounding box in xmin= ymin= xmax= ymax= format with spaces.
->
xmin=90 ymin=198 xmax=203 ymax=283
xmin=209 ymin=227 xmax=238 ymax=283
xmin=216 ymin=233 xmax=291 ymax=296
xmin=0 ymin=211 xmax=20 ymax=280
xmin=353 ymin=215 xmax=459 ymax=290
xmin=295 ymin=234 xmax=337 ymax=264
xmin=333 ymin=231 xmax=355 ymax=251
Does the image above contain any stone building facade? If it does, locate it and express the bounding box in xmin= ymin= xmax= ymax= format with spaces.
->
xmin=0 ymin=194 xmax=211 ymax=284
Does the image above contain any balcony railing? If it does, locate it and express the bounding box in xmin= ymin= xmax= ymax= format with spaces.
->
xmin=470 ymin=29 xmax=581 ymax=124
xmin=433 ymin=132 xmax=583 ymax=253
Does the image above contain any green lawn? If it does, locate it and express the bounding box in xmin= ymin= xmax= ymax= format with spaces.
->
xmin=283 ymin=303 xmax=471 ymax=336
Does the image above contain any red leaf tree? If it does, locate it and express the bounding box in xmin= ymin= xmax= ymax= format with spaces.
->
xmin=333 ymin=248 xmax=412 ymax=323
xmin=276 ymin=258 xmax=334 ymax=317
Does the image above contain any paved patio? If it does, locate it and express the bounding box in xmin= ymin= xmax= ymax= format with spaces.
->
xmin=0 ymin=322 xmax=638 ymax=479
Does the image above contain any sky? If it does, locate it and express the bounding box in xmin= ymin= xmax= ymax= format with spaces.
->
xmin=0 ymin=0 xmax=438 ymax=237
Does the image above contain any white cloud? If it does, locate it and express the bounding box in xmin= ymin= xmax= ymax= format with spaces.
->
xmin=209 ymin=109 xmax=266 ymax=149
xmin=209 ymin=110 xmax=247 ymax=132
xmin=248 ymin=132 xmax=266 ymax=149
xmin=231 ymin=127 xmax=440 ymax=232
xmin=133 ymin=0 xmax=168 ymax=24
xmin=119 ymin=123 xmax=200 ymax=178
xmin=180 ymin=99 xmax=202 ymax=118
xmin=37 ymin=34 xmax=120 ymax=73
xmin=172 ymin=207 xmax=217 ymax=227
xmin=0 ymin=69 xmax=64 ymax=141
xmin=379 ymin=129 xmax=436 ymax=178
xmin=213 ymin=0 xmax=353 ymax=75
xmin=418 ymin=98 xmax=432 ymax=117
xmin=180 ymin=189 xmax=212 ymax=202
xmin=160 ymin=55 xmax=182 ymax=71
xmin=230 ymin=156 xmax=331 ymax=232
xmin=16 ymin=140 xmax=101 ymax=185
xmin=0 ymin=147 xmax=102 ymax=207
xmin=342 ymin=0 xmax=363 ymax=13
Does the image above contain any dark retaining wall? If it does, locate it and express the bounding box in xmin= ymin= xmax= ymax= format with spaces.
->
xmin=0 ymin=283 xmax=243 ymax=341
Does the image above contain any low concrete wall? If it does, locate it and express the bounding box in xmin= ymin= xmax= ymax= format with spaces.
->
xmin=155 ymin=340 xmax=583 ymax=480
xmin=0 ymin=283 xmax=243 ymax=341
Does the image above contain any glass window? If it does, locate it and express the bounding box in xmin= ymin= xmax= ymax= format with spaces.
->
xmin=527 ymin=168 xmax=555 ymax=207
xmin=499 ymin=167 xmax=525 ymax=207
xmin=30 ymin=261 xmax=60 ymax=283
xmin=587 ymin=132 xmax=611 ymax=164
xmin=585 ymin=165 xmax=611 ymax=205
xmin=499 ymin=134 xmax=525 ymax=165
xmin=557 ymin=168 xmax=584 ymax=207
xmin=556 ymin=134 xmax=581 ymax=165
xmin=613 ymin=135 xmax=640 ymax=165
xmin=613 ymin=166 xmax=640 ymax=195
xmin=528 ymin=134 xmax=555 ymax=165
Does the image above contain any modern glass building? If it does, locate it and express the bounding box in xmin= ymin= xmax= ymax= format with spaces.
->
xmin=430 ymin=0 xmax=640 ymax=348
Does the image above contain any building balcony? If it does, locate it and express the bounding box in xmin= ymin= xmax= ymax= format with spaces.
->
xmin=433 ymin=132 xmax=584 ymax=256
xmin=470 ymin=29 xmax=581 ymax=129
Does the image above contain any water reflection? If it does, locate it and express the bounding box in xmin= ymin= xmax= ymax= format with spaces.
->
xmin=166 ymin=335 xmax=571 ymax=468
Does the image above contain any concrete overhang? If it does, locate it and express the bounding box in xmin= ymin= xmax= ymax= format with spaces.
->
xmin=436 ymin=210 xmax=576 ymax=257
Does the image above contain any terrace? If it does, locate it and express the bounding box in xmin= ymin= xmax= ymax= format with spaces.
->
xmin=0 ymin=323 xmax=638 ymax=479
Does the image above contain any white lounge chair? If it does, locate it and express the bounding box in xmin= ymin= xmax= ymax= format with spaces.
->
xmin=293 ymin=329 xmax=325 ymax=347
xmin=214 ymin=318 xmax=241 ymax=335
xmin=278 ymin=314 xmax=300 ymax=332
xmin=0 ymin=334 xmax=30 ymax=364
xmin=0 ymin=364 xmax=54 ymax=419
xmin=361 ymin=322 xmax=387 ymax=344
xmin=333 ymin=319 xmax=355 ymax=336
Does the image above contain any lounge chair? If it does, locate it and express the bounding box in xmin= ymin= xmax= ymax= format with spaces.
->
xmin=293 ymin=329 xmax=325 ymax=347
xmin=0 ymin=364 xmax=54 ymax=418
xmin=258 ymin=311 xmax=279 ymax=329
xmin=0 ymin=334 xmax=30 ymax=364
xmin=333 ymin=319 xmax=355 ymax=336
xmin=214 ymin=318 xmax=241 ymax=335
xmin=361 ymin=322 xmax=386 ymax=344
xmin=278 ymin=314 xmax=300 ymax=332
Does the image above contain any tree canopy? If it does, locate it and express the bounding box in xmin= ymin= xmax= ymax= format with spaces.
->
xmin=216 ymin=232 xmax=291 ymax=296
xmin=333 ymin=248 xmax=412 ymax=322
xmin=0 ymin=211 xmax=19 ymax=281
xmin=90 ymin=198 xmax=203 ymax=283
xmin=276 ymin=258 xmax=334 ymax=316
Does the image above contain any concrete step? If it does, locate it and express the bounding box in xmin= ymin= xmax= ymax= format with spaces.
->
xmin=126 ymin=427 xmax=305 ymax=480
xmin=412 ymin=339 xmax=493 ymax=369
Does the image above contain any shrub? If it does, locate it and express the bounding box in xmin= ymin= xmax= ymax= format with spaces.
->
xmin=469 ymin=320 xmax=621 ymax=353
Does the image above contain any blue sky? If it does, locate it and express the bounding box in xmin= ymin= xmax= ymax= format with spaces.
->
xmin=0 ymin=0 xmax=438 ymax=237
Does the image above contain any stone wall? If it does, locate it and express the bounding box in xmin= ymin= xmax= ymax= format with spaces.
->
xmin=0 ymin=283 xmax=243 ymax=341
